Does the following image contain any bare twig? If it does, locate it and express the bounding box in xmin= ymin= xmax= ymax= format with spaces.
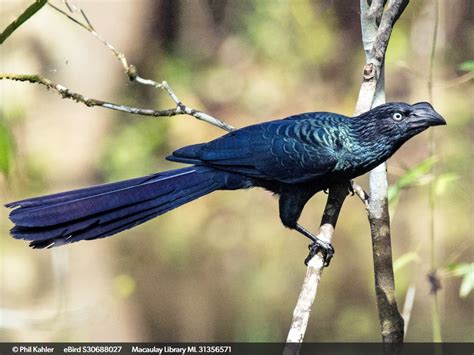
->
xmin=1 ymin=1 xmax=234 ymax=132
xmin=427 ymin=0 xmax=442 ymax=343
xmin=396 ymin=61 xmax=474 ymax=88
xmin=438 ymin=71 xmax=474 ymax=88
xmin=366 ymin=0 xmax=386 ymax=23
xmin=352 ymin=181 xmax=370 ymax=209
xmin=284 ymin=184 xmax=348 ymax=354
xmin=48 ymin=1 xmax=134 ymax=80
xmin=0 ymin=73 xmax=233 ymax=131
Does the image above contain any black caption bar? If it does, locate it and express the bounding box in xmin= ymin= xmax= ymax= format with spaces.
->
xmin=0 ymin=343 xmax=472 ymax=355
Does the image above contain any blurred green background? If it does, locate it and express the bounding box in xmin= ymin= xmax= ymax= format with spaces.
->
xmin=0 ymin=0 xmax=472 ymax=342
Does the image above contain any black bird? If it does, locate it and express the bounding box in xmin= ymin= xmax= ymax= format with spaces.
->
xmin=6 ymin=102 xmax=446 ymax=265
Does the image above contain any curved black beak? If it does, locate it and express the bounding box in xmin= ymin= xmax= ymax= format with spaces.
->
xmin=409 ymin=102 xmax=446 ymax=128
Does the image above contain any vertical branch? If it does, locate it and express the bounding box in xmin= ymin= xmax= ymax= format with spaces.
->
xmin=285 ymin=1 xmax=409 ymax=350
xmin=427 ymin=0 xmax=442 ymax=343
xmin=358 ymin=0 xmax=408 ymax=347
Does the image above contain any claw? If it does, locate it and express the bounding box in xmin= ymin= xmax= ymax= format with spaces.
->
xmin=304 ymin=240 xmax=335 ymax=267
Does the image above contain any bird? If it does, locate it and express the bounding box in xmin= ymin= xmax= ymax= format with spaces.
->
xmin=5 ymin=102 xmax=446 ymax=266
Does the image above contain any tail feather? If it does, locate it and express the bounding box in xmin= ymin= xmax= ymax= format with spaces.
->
xmin=11 ymin=177 xmax=221 ymax=246
xmin=5 ymin=173 xmax=163 ymax=208
xmin=9 ymin=168 xmax=196 ymax=227
xmin=7 ymin=166 xmax=241 ymax=248
xmin=63 ymin=178 xmax=220 ymax=246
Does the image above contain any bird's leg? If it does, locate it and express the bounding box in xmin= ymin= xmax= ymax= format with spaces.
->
xmin=278 ymin=190 xmax=334 ymax=266
xmin=348 ymin=180 xmax=355 ymax=196
xmin=295 ymin=223 xmax=334 ymax=267
xmin=325 ymin=181 xmax=352 ymax=195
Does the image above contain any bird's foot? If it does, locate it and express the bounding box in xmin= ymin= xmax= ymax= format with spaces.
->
xmin=304 ymin=238 xmax=334 ymax=267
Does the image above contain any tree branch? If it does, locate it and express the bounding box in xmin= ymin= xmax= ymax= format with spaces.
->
xmin=0 ymin=73 xmax=233 ymax=132
xmin=3 ymin=0 xmax=408 ymax=349
xmin=1 ymin=1 xmax=234 ymax=132
xmin=352 ymin=181 xmax=370 ymax=209
xmin=284 ymin=184 xmax=348 ymax=353
xmin=284 ymin=0 xmax=410 ymax=348
xmin=359 ymin=0 xmax=408 ymax=348
xmin=284 ymin=0 xmax=409 ymax=348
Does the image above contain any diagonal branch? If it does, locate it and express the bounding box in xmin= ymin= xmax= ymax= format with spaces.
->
xmin=1 ymin=1 xmax=234 ymax=132
xmin=284 ymin=183 xmax=348 ymax=353
xmin=0 ymin=73 xmax=233 ymax=132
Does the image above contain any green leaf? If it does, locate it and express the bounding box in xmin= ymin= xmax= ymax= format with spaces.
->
xmin=459 ymin=60 xmax=474 ymax=72
xmin=396 ymin=156 xmax=437 ymax=188
xmin=387 ymin=185 xmax=399 ymax=204
xmin=446 ymin=263 xmax=474 ymax=298
xmin=0 ymin=0 xmax=47 ymax=45
xmin=0 ymin=121 xmax=13 ymax=175
xmin=388 ymin=156 xmax=437 ymax=210
xmin=394 ymin=252 xmax=420 ymax=272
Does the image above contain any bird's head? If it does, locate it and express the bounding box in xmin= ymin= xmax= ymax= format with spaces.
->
xmin=358 ymin=101 xmax=446 ymax=144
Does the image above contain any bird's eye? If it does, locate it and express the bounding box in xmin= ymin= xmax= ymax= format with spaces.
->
xmin=392 ymin=112 xmax=403 ymax=121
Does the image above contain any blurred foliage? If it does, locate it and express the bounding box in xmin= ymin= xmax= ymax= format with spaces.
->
xmin=113 ymin=274 xmax=136 ymax=299
xmin=444 ymin=263 xmax=474 ymax=298
xmin=388 ymin=156 xmax=437 ymax=212
xmin=393 ymin=251 xmax=421 ymax=273
xmin=459 ymin=60 xmax=474 ymax=72
xmin=245 ymin=1 xmax=336 ymax=70
xmin=0 ymin=119 xmax=13 ymax=175
xmin=101 ymin=119 xmax=169 ymax=181
xmin=388 ymin=157 xmax=459 ymax=213
xmin=434 ymin=172 xmax=459 ymax=196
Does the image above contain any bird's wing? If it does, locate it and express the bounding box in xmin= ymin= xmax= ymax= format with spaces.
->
xmin=168 ymin=113 xmax=348 ymax=184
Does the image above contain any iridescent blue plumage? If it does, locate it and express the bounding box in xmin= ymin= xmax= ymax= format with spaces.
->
xmin=6 ymin=102 xmax=445 ymax=264
xmin=170 ymin=112 xmax=349 ymax=184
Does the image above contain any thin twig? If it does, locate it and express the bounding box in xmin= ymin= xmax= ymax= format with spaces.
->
xmin=1 ymin=2 xmax=234 ymax=132
xmin=397 ymin=62 xmax=474 ymax=88
xmin=366 ymin=0 xmax=386 ymax=23
xmin=438 ymin=71 xmax=474 ymax=88
xmin=351 ymin=181 xmax=370 ymax=209
xmin=48 ymin=1 xmax=175 ymax=89
xmin=48 ymin=1 xmax=131 ymax=75
xmin=0 ymin=73 xmax=233 ymax=131
xmin=427 ymin=0 xmax=442 ymax=343
xmin=284 ymin=184 xmax=348 ymax=354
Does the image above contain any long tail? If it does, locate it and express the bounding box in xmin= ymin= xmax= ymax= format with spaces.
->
xmin=6 ymin=166 xmax=246 ymax=248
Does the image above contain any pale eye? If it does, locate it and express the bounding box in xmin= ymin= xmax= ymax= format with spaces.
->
xmin=392 ymin=112 xmax=403 ymax=121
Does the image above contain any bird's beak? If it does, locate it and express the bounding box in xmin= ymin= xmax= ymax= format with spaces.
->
xmin=409 ymin=102 xmax=446 ymax=129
